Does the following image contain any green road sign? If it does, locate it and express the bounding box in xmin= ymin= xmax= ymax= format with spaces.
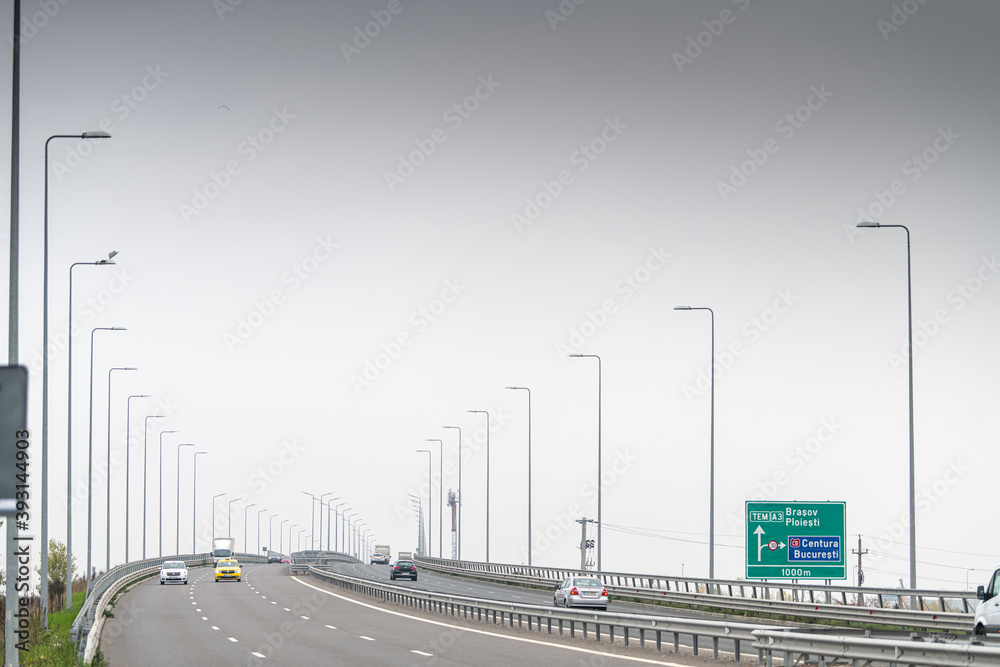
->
xmin=745 ymin=501 xmax=846 ymax=580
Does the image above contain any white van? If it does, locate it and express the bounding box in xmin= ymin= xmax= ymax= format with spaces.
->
xmin=974 ymin=567 xmax=1000 ymax=634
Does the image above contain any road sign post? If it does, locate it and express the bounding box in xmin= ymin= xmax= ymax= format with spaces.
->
xmin=745 ymin=501 xmax=846 ymax=580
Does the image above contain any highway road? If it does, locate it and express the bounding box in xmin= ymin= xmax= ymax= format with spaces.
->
xmin=100 ymin=561 xmax=718 ymax=666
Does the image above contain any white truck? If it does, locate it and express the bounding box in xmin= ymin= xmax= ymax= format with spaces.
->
xmin=397 ymin=551 xmax=414 ymax=561
xmin=212 ymin=537 xmax=236 ymax=565
xmin=372 ymin=544 xmax=391 ymax=564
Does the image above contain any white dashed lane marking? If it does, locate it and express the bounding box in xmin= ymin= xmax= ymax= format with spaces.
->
xmin=412 ymin=650 xmax=433 ymax=657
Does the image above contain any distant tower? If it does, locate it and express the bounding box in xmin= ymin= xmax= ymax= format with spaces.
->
xmin=447 ymin=490 xmax=459 ymax=560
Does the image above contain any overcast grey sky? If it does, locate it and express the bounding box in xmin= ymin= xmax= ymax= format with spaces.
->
xmin=2 ymin=0 xmax=998 ymax=591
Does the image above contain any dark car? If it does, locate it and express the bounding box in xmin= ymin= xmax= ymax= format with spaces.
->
xmin=267 ymin=554 xmax=282 ymax=563
xmin=390 ymin=560 xmax=417 ymax=581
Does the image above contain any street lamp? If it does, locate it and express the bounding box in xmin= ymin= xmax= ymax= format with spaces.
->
xmin=857 ymin=221 xmax=917 ymax=589
xmin=332 ymin=502 xmax=347 ymax=552
xmin=424 ymin=439 xmax=443 ymax=558
xmin=44 ymin=131 xmax=112 ymax=619
xmin=65 ymin=254 xmax=116 ymax=610
xmin=255 ymin=507 xmax=268 ymax=554
xmin=415 ymin=449 xmax=432 ymax=558
xmin=344 ymin=512 xmax=357 ymax=557
xmin=86 ymin=328 xmax=125 ymax=598
xmin=302 ymin=492 xmax=318 ymax=550
xmin=176 ymin=444 xmax=195 ymax=555
xmin=506 ymin=386 xmax=532 ymax=565
xmin=319 ymin=492 xmax=338 ymax=550
xmin=243 ymin=503 xmax=256 ymax=554
xmin=157 ymin=430 xmax=178 ymax=557
xmin=673 ymin=307 xmax=715 ymax=579
xmin=124 ymin=395 xmax=150 ymax=562
xmin=442 ymin=425 xmax=462 ymax=560
xmin=467 ymin=410 xmax=491 ymax=562
xmin=227 ymin=498 xmax=242 ymax=546
xmin=142 ymin=416 xmax=166 ymax=559
xmin=192 ymin=452 xmax=208 ymax=552
xmin=268 ymin=513 xmax=279 ymax=554
xmin=212 ymin=493 xmax=226 ymax=543
xmin=568 ymin=353 xmax=602 ymax=572
xmin=107 ymin=366 xmax=136 ymax=570
xmin=279 ymin=519 xmax=290 ymax=554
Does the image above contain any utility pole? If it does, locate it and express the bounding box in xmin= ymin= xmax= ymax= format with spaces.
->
xmin=852 ymin=534 xmax=868 ymax=606
xmin=576 ymin=517 xmax=597 ymax=570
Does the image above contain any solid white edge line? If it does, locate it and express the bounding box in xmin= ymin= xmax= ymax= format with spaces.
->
xmin=290 ymin=576 xmax=690 ymax=666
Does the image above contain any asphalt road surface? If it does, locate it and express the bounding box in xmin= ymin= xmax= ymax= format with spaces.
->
xmin=100 ymin=561 xmax=723 ymax=666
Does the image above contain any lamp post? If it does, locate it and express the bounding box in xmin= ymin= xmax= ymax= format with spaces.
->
xmin=86 ymin=328 xmax=124 ymax=598
xmin=344 ymin=512 xmax=357 ymax=557
xmin=568 ymin=354 xmax=602 ymax=572
xmin=212 ymin=493 xmax=226 ymax=542
xmin=467 ymin=410 xmax=491 ymax=562
xmin=424 ymin=439 xmax=443 ymax=558
xmin=415 ymin=449 xmax=432 ymax=558
xmin=332 ymin=502 xmax=347 ymax=552
xmin=319 ymin=492 xmax=338 ymax=550
xmin=442 ymin=425 xmax=462 ymax=559
xmin=243 ymin=503 xmax=256 ymax=554
xmin=857 ymin=221 xmax=917 ymax=589
xmin=124 ymin=395 xmax=150 ymax=562
xmin=302 ymin=492 xmax=318 ymax=550
xmin=255 ymin=507 xmax=268 ymax=554
xmin=107 ymin=367 xmax=136 ymax=570
xmin=157 ymin=430 xmax=178 ymax=557
xmin=279 ymin=519 xmax=290 ymax=554
xmin=192 ymin=452 xmax=208 ymax=552
xmin=268 ymin=513 xmax=279 ymax=554
xmin=44 ymin=131 xmax=112 ymax=620
xmin=227 ymin=497 xmax=242 ymax=544
xmin=142 ymin=415 xmax=166 ymax=560
xmin=65 ymin=254 xmax=117 ymax=610
xmin=506 ymin=386 xmax=532 ymax=565
xmin=176 ymin=444 xmax=195 ymax=555
xmin=673 ymin=307 xmax=715 ymax=579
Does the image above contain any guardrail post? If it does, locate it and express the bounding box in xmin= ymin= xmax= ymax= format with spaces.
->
xmin=692 ymin=633 xmax=698 ymax=655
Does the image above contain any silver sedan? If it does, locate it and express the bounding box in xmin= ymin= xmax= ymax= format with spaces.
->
xmin=553 ymin=576 xmax=608 ymax=609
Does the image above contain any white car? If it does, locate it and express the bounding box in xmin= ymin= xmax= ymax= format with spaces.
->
xmin=553 ymin=576 xmax=608 ymax=609
xmin=160 ymin=560 xmax=189 ymax=585
xmin=975 ymin=566 xmax=1000 ymax=634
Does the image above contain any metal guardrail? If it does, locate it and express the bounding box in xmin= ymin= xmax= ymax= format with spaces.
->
xmin=70 ymin=551 xmax=267 ymax=663
xmin=307 ymin=565 xmax=1000 ymax=665
xmin=752 ymin=629 xmax=1000 ymax=667
xmin=287 ymin=549 xmax=359 ymax=575
xmin=417 ymin=556 xmax=978 ymax=625
xmin=306 ymin=564 xmax=785 ymax=661
xmin=418 ymin=558 xmax=972 ymax=632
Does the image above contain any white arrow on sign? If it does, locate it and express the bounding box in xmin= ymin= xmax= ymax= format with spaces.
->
xmin=755 ymin=525 xmax=766 ymax=561
xmin=755 ymin=525 xmax=787 ymax=561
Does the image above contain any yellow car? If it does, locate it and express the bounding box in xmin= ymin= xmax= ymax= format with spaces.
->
xmin=215 ymin=559 xmax=241 ymax=582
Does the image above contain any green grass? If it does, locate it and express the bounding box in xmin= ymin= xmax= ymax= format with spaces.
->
xmin=0 ymin=592 xmax=105 ymax=666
